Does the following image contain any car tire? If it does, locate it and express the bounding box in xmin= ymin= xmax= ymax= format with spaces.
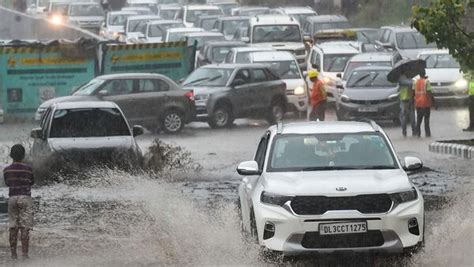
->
xmin=161 ymin=110 xmax=184 ymax=134
xmin=266 ymin=101 xmax=285 ymax=124
xmin=208 ymin=106 xmax=234 ymax=129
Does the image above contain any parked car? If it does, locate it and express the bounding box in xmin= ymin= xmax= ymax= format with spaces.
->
xmin=100 ymin=11 xmax=138 ymax=40
xmin=157 ymin=4 xmax=181 ymax=20
xmin=223 ymin=46 xmax=274 ymax=64
xmin=35 ymin=73 xmax=195 ymax=134
xmin=307 ymin=41 xmax=362 ymax=102
xmin=313 ymin=28 xmax=380 ymax=47
xmin=196 ymin=41 xmax=247 ymax=67
xmin=271 ymin=6 xmax=317 ymax=25
xmin=66 ymin=2 xmax=105 ymax=33
xmin=375 ymin=26 xmax=437 ymax=59
xmin=31 ymin=101 xmax=144 ymax=180
xmin=342 ymin=52 xmax=403 ymax=82
xmin=145 ymin=20 xmax=185 ymax=43
xmin=302 ymin=15 xmax=351 ymax=39
xmin=182 ymin=64 xmax=287 ymax=128
xmin=122 ymin=15 xmax=161 ymax=41
xmin=195 ymin=15 xmax=221 ymax=31
xmin=213 ymin=16 xmax=250 ymax=41
xmin=164 ymin=27 xmax=205 ymax=42
xmin=249 ymin=15 xmax=307 ymax=69
xmin=336 ymin=66 xmax=400 ymax=122
xmin=247 ymin=51 xmax=309 ymax=115
xmin=417 ymin=50 xmax=469 ymax=104
xmin=177 ymin=5 xmax=223 ymax=28
xmin=237 ymin=120 xmax=424 ymax=257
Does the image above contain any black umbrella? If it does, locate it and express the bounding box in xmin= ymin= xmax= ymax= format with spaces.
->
xmin=387 ymin=59 xmax=426 ymax=83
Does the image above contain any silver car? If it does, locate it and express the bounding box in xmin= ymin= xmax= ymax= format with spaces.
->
xmin=67 ymin=2 xmax=105 ymax=32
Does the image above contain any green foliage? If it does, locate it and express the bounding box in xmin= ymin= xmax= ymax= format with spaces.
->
xmin=412 ymin=0 xmax=474 ymax=71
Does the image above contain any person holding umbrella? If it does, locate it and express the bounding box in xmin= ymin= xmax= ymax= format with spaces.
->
xmin=413 ymin=70 xmax=435 ymax=137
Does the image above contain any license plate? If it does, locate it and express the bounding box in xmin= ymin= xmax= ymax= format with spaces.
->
xmin=358 ymin=107 xmax=378 ymax=112
xmin=319 ymin=222 xmax=367 ymax=235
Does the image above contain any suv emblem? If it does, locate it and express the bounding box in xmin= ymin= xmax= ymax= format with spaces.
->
xmin=336 ymin=187 xmax=347 ymax=192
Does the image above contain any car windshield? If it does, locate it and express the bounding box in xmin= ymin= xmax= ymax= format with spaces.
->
xmin=69 ymin=4 xmax=104 ymax=17
xmin=160 ymin=10 xmax=178 ymax=20
xmin=49 ymin=108 xmax=130 ymax=138
xmin=109 ymin=14 xmax=132 ymax=26
xmin=343 ymin=61 xmax=392 ymax=80
xmin=187 ymin=35 xmax=225 ymax=50
xmin=183 ymin=68 xmax=233 ymax=87
xmin=201 ymin=19 xmax=218 ymax=31
xmin=323 ymin=54 xmax=356 ymax=72
xmin=356 ymin=30 xmax=379 ymax=44
xmin=73 ymin=79 xmax=107 ymax=96
xmin=420 ymin=53 xmax=460 ymax=69
xmin=253 ymin=25 xmax=302 ymax=43
xmin=269 ymin=133 xmax=397 ymax=172
xmin=148 ymin=23 xmax=182 ymax=37
xmin=211 ymin=46 xmax=234 ymax=63
xmin=256 ymin=60 xmax=301 ymax=79
xmin=292 ymin=13 xmax=317 ymax=25
xmin=222 ymin=20 xmax=249 ymax=36
xmin=396 ymin=32 xmax=437 ymax=49
xmin=314 ymin=21 xmax=351 ymax=33
xmin=347 ymin=70 xmax=396 ymax=88
xmin=168 ymin=31 xmax=196 ymax=41
xmin=186 ymin=9 xmax=222 ymax=23
xmin=239 ymin=9 xmax=269 ymax=16
xmin=128 ymin=19 xmax=148 ymax=33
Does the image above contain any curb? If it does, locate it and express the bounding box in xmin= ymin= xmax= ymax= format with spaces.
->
xmin=429 ymin=142 xmax=474 ymax=159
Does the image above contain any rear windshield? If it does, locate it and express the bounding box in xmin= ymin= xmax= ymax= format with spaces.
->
xmin=313 ymin=21 xmax=350 ymax=34
xmin=50 ymin=108 xmax=130 ymax=138
xmin=419 ymin=53 xmax=460 ymax=69
xmin=396 ymin=32 xmax=436 ymax=49
xmin=323 ymin=54 xmax=356 ymax=72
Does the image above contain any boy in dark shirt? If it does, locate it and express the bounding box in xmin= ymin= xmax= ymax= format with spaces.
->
xmin=3 ymin=144 xmax=34 ymax=259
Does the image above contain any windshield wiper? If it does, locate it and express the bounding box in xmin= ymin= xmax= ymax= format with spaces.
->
xmin=358 ymin=165 xmax=397 ymax=170
xmin=183 ymin=77 xmax=210 ymax=86
xmin=349 ymin=73 xmax=371 ymax=87
xmin=326 ymin=57 xmax=338 ymax=72
xmin=363 ymin=73 xmax=379 ymax=87
xmin=302 ymin=166 xmax=359 ymax=171
xmin=183 ymin=75 xmax=223 ymax=86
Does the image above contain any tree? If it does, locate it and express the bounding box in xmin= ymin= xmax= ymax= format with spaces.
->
xmin=412 ymin=0 xmax=474 ymax=71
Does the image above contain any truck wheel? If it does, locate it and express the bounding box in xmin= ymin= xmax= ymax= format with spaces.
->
xmin=208 ymin=106 xmax=234 ymax=129
xmin=266 ymin=101 xmax=285 ymax=124
xmin=161 ymin=110 xmax=184 ymax=134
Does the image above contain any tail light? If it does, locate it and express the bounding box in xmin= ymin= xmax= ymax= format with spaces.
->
xmin=184 ymin=90 xmax=195 ymax=101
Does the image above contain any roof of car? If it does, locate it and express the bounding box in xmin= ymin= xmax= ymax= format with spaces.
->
xmin=216 ymin=16 xmax=250 ymax=21
xmin=314 ymin=41 xmax=361 ymax=54
xmin=201 ymin=63 xmax=269 ymax=69
xmin=69 ymin=2 xmax=100 ymax=6
xmin=277 ymin=6 xmax=316 ymax=14
xmin=167 ymin=27 xmax=204 ymax=33
xmin=186 ymin=5 xmax=221 ymax=10
xmin=147 ymin=19 xmax=182 ymax=25
xmin=250 ymin=14 xmax=298 ymax=25
xmin=380 ymin=25 xmax=417 ymax=33
xmin=54 ymin=101 xmax=118 ymax=110
xmin=249 ymin=51 xmax=296 ymax=61
xmin=109 ymin=11 xmax=138 ymax=16
xmin=306 ymin=15 xmax=348 ymax=23
xmin=127 ymin=15 xmax=160 ymax=21
xmin=274 ymin=121 xmax=379 ymax=135
xmin=231 ymin=46 xmax=274 ymax=52
xmin=182 ymin=31 xmax=224 ymax=37
xmin=238 ymin=6 xmax=270 ymax=11
xmin=349 ymin=65 xmax=393 ymax=72
xmin=159 ymin=5 xmax=180 ymax=10
xmin=417 ymin=49 xmax=449 ymax=56
xmin=96 ymin=73 xmax=171 ymax=80
xmin=203 ymin=40 xmax=247 ymax=47
xmin=348 ymin=52 xmax=398 ymax=62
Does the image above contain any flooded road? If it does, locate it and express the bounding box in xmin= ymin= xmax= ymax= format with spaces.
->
xmin=0 ymin=107 xmax=473 ymax=266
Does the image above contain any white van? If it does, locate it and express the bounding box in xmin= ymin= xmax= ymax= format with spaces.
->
xmin=248 ymin=15 xmax=307 ymax=69
xmin=306 ymin=41 xmax=362 ymax=102
xmin=177 ymin=5 xmax=224 ymax=28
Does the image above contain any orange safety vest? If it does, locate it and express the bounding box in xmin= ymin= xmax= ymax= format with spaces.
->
xmin=311 ymin=79 xmax=327 ymax=106
xmin=414 ymin=78 xmax=432 ymax=108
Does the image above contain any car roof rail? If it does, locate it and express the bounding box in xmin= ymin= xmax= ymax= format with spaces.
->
xmin=276 ymin=122 xmax=284 ymax=134
xmin=356 ymin=118 xmax=380 ymax=132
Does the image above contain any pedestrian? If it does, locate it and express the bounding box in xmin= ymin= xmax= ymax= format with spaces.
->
xmin=308 ymin=69 xmax=327 ymax=121
xmin=3 ymin=144 xmax=34 ymax=260
xmin=414 ymin=71 xmax=435 ymax=137
xmin=399 ymin=74 xmax=416 ymax=137
xmin=463 ymin=79 xmax=474 ymax=132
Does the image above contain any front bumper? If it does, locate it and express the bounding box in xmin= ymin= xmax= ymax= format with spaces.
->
xmin=431 ymin=85 xmax=468 ymax=103
xmin=286 ymin=94 xmax=309 ymax=112
xmin=338 ymin=100 xmax=399 ymax=120
xmin=254 ymin=197 xmax=424 ymax=255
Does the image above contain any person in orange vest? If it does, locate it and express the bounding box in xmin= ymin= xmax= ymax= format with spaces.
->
xmin=308 ymin=69 xmax=327 ymax=121
xmin=414 ymin=70 xmax=435 ymax=137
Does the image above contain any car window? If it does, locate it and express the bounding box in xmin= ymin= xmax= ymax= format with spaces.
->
xmin=148 ymin=25 xmax=164 ymax=38
xmin=268 ymin=132 xmax=397 ymax=172
xmin=139 ymin=79 xmax=170 ymax=92
xmin=225 ymin=50 xmax=234 ymax=63
xmin=234 ymin=69 xmax=251 ymax=84
xmin=251 ymin=69 xmax=268 ymax=83
xmin=101 ymin=80 xmax=134 ymax=96
xmin=254 ymin=132 xmax=270 ymax=170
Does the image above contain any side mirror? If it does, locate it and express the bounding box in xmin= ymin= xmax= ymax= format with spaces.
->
xmin=97 ymin=90 xmax=109 ymax=97
xmin=30 ymin=128 xmax=43 ymax=139
xmin=132 ymin=125 xmax=144 ymax=137
xmin=232 ymin=79 xmax=245 ymax=87
xmin=302 ymin=71 xmax=308 ymax=78
xmin=403 ymin=156 xmax=423 ymax=171
xmin=237 ymin=161 xmax=261 ymax=176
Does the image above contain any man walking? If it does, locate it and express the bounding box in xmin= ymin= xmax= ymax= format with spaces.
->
xmin=399 ymin=74 xmax=416 ymax=137
xmin=414 ymin=71 xmax=435 ymax=137
xmin=3 ymin=144 xmax=34 ymax=260
xmin=308 ymin=69 xmax=327 ymax=121
xmin=463 ymin=79 xmax=474 ymax=132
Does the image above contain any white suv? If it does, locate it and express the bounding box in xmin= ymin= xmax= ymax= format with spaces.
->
xmin=238 ymin=121 xmax=424 ymax=256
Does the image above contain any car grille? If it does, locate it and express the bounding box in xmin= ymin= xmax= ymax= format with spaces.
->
xmin=432 ymin=91 xmax=456 ymax=97
xmin=349 ymin=99 xmax=392 ymax=105
xmin=301 ymin=230 xmax=384 ymax=248
xmin=433 ymin=82 xmax=454 ymax=87
xmin=290 ymin=194 xmax=393 ymax=215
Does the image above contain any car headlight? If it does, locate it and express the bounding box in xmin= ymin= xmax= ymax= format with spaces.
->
xmin=388 ymin=93 xmax=399 ymax=101
xmin=50 ymin=15 xmax=63 ymax=25
xmin=454 ymin=79 xmax=468 ymax=89
xmin=294 ymin=86 xmax=305 ymax=96
xmin=390 ymin=187 xmax=418 ymax=205
xmin=340 ymin=94 xmax=350 ymax=103
xmin=260 ymin=191 xmax=294 ymax=206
